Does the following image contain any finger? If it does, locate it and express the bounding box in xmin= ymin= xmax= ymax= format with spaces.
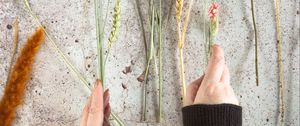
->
xmin=220 ymin=65 xmax=230 ymax=84
xmin=103 ymin=89 xmax=110 ymax=107
xmin=80 ymin=96 xmax=91 ymax=126
xmin=103 ymin=89 xmax=111 ymax=121
xmin=103 ymin=89 xmax=111 ymax=118
xmin=204 ymin=44 xmax=225 ymax=84
xmin=103 ymin=104 xmax=111 ymax=126
xmin=103 ymin=89 xmax=110 ymax=126
xmin=104 ymin=103 xmax=111 ymax=118
xmin=184 ymin=75 xmax=204 ymax=106
xmin=87 ymin=80 xmax=104 ymax=126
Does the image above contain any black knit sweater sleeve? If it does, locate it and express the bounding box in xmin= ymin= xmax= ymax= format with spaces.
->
xmin=182 ymin=104 xmax=242 ymax=126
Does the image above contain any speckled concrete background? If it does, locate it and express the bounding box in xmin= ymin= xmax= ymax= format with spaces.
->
xmin=0 ymin=0 xmax=299 ymax=126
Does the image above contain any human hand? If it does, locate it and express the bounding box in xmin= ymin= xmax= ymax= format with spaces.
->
xmin=80 ymin=80 xmax=111 ymax=126
xmin=184 ymin=44 xmax=239 ymax=106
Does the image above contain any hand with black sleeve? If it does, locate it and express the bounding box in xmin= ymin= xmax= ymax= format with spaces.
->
xmin=183 ymin=44 xmax=242 ymax=126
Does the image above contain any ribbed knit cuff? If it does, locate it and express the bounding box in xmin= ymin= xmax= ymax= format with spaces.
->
xmin=182 ymin=104 xmax=242 ymax=126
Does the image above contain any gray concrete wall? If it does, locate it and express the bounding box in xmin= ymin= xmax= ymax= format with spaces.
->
xmin=0 ymin=0 xmax=299 ymax=126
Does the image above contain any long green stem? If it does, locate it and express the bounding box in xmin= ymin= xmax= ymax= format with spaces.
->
xmin=204 ymin=0 xmax=210 ymax=65
xmin=142 ymin=2 xmax=155 ymax=121
xmin=111 ymin=112 xmax=125 ymax=126
xmin=23 ymin=0 xmax=91 ymax=90
xmin=135 ymin=0 xmax=148 ymax=61
xmin=102 ymin=0 xmax=111 ymax=33
xmin=94 ymin=0 xmax=105 ymax=85
xmin=250 ymin=0 xmax=259 ymax=86
xmin=142 ymin=57 xmax=151 ymax=121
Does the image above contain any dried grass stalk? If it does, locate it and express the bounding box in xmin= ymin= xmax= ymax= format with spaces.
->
xmin=176 ymin=0 xmax=183 ymax=56
xmin=23 ymin=0 xmax=91 ymax=90
xmin=5 ymin=18 xmax=19 ymax=85
xmin=157 ymin=0 xmax=163 ymax=122
xmin=250 ymin=0 xmax=259 ymax=86
xmin=0 ymin=27 xmax=45 ymax=126
xmin=175 ymin=0 xmax=184 ymax=22
xmin=274 ymin=0 xmax=285 ymax=125
xmin=176 ymin=0 xmax=194 ymax=103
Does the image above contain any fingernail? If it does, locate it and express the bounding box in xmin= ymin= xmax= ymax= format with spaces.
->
xmin=95 ymin=79 xmax=101 ymax=87
xmin=94 ymin=82 xmax=98 ymax=88
xmin=212 ymin=44 xmax=220 ymax=52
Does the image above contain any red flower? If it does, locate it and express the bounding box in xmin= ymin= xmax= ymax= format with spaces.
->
xmin=208 ymin=2 xmax=220 ymax=21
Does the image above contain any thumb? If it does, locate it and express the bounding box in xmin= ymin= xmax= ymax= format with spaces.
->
xmin=184 ymin=75 xmax=204 ymax=106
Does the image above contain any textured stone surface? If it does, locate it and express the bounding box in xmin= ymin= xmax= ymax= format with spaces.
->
xmin=0 ymin=0 xmax=299 ymax=126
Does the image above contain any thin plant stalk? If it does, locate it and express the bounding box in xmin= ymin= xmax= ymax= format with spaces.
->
xmin=175 ymin=0 xmax=185 ymax=102
xmin=208 ymin=19 xmax=218 ymax=56
xmin=83 ymin=0 xmax=88 ymax=17
xmin=158 ymin=0 xmax=163 ymax=122
xmin=142 ymin=1 xmax=155 ymax=121
xmin=94 ymin=0 xmax=105 ymax=85
xmin=102 ymin=0 xmax=112 ymax=33
xmin=6 ymin=18 xmax=19 ymax=85
xmin=274 ymin=0 xmax=284 ymax=125
xmin=135 ymin=0 xmax=148 ymax=61
xmin=175 ymin=0 xmax=184 ymax=102
xmin=153 ymin=6 xmax=163 ymax=122
xmin=111 ymin=112 xmax=125 ymax=126
xmin=179 ymin=0 xmax=194 ymax=102
xmin=250 ymin=0 xmax=259 ymax=86
xmin=23 ymin=1 xmax=124 ymax=125
xmin=204 ymin=0 xmax=209 ymax=65
xmin=208 ymin=19 xmax=218 ymax=57
xmin=23 ymin=0 xmax=91 ymax=90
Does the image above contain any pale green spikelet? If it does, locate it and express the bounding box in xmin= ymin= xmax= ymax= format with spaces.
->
xmin=108 ymin=0 xmax=121 ymax=48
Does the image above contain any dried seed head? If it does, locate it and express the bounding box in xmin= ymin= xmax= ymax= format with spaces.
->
xmin=175 ymin=0 xmax=184 ymax=22
xmin=0 ymin=27 xmax=45 ymax=126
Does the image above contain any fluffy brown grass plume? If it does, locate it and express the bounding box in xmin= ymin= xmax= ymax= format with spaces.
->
xmin=0 ymin=27 xmax=45 ymax=126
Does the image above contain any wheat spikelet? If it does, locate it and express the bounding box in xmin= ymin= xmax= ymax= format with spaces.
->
xmin=0 ymin=27 xmax=45 ymax=126
xmin=108 ymin=0 xmax=121 ymax=48
xmin=176 ymin=0 xmax=183 ymax=49
xmin=175 ymin=0 xmax=184 ymax=22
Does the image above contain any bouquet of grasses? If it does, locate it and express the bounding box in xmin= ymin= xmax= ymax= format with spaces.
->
xmin=23 ymin=0 xmax=124 ymax=125
xmin=138 ymin=0 xmax=164 ymax=123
